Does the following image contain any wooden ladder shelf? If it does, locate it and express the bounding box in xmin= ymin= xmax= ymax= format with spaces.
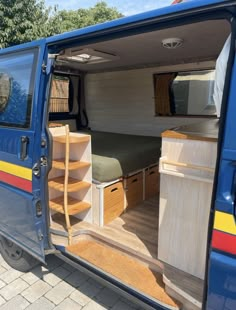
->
xmin=48 ymin=125 xmax=92 ymax=245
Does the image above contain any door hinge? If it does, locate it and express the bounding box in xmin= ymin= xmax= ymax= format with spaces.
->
xmin=42 ymin=62 xmax=47 ymax=73
xmin=44 ymin=249 xmax=61 ymax=255
xmin=36 ymin=200 xmax=42 ymax=217
xmin=32 ymin=162 xmax=40 ymax=177
xmin=40 ymin=156 xmax=48 ymax=167
xmin=41 ymin=138 xmax=47 ymax=148
xmin=37 ymin=229 xmax=44 ymax=241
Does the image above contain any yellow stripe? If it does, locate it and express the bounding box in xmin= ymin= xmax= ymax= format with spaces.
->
xmin=214 ymin=211 xmax=236 ymax=235
xmin=0 ymin=161 xmax=32 ymax=181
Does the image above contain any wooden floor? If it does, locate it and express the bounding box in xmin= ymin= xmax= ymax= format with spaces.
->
xmin=51 ymin=196 xmax=159 ymax=259
xmin=67 ymin=238 xmax=180 ymax=309
xmin=163 ymin=263 xmax=203 ymax=309
xmin=51 ymin=196 xmax=203 ymax=309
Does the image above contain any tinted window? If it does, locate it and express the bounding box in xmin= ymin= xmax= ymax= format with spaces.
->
xmin=0 ymin=49 xmax=38 ymax=128
xmin=172 ymin=70 xmax=216 ymax=116
xmin=49 ymin=76 xmax=69 ymax=113
xmin=154 ymin=69 xmax=216 ymax=117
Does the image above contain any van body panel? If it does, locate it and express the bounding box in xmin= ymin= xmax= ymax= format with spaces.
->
xmin=205 ymin=34 xmax=236 ymax=309
xmin=0 ymin=0 xmax=236 ymax=308
xmin=0 ymin=40 xmax=50 ymax=263
xmin=45 ymin=0 xmax=236 ymax=50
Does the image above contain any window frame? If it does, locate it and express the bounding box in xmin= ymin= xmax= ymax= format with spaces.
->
xmin=0 ymin=48 xmax=39 ymax=129
xmin=153 ymin=68 xmax=217 ymax=118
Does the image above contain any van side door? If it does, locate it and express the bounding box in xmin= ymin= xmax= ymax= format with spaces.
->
xmin=0 ymin=41 xmax=50 ymax=263
xmin=206 ymin=36 xmax=236 ymax=309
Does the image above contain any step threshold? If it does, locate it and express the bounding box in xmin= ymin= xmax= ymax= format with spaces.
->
xmin=66 ymin=237 xmax=180 ymax=309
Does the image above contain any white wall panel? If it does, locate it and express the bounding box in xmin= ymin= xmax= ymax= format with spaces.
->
xmin=85 ymin=61 xmax=215 ymax=137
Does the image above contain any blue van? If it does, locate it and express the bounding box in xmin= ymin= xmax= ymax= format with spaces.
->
xmin=0 ymin=0 xmax=236 ymax=309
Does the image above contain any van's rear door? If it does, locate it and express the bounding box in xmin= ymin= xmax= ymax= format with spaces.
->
xmin=0 ymin=40 xmax=50 ymax=263
xmin=206 ymin=34 xmax=236 ymax=309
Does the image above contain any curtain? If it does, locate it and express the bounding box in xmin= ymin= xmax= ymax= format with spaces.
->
xmin=154 ymin=73 xmax=176 ymax=116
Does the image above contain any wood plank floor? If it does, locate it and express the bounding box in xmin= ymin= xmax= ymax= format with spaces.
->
xmin=163 ymin=263 xmax=203 ymax=308
xmin=51 ymin=196 xmax=159 ymax=259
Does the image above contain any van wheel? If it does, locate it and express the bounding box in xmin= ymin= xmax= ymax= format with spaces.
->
xmin=0 ymin=236 xmax=39 ymax=272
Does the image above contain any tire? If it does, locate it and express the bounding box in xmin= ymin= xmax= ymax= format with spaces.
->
xmin=0 ymin=236 xmax=39 ymax=272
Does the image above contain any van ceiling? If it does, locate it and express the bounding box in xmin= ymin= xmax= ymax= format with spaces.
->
xmin=56 ymin=19 xmax=230 ymax=73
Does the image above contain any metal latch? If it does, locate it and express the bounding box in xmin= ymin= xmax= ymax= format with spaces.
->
xmin=32 ymin=162 xmax=40 ymax=177
xmin=37 ymin=229 xmax=44 ymax=241
xmin=40 ymin=156 xmax=48 ymax=167
xmin=42 ymin=62 xmax=47 ymax=73
xmin=36 ymin=200 xmax=42 ymax=217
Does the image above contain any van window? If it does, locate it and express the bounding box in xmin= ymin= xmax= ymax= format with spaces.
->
xmin=49 ymin=76 xmax=70 ymax=113
xmin=0 ymin=49 xmax=38 ymax=128
xmin=154 ymin=69 xmax=216 ymax=116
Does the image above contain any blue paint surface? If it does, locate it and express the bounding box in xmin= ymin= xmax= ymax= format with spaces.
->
xmin=0 ymin=0 xmax=235 ymax=306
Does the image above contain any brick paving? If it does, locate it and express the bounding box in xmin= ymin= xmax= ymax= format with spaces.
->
xmin=0 ymin=255 xmax=141 ymax=309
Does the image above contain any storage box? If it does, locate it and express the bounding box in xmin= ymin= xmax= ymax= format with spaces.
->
xmin=104 ymin=182 xmax=125 ymax=224
xmin=145 ymin=165 xmax=159 ymax=199
xmin=125 ymin=172 xmax=143 ymax=208
xmin=92 ymin=181 xmax=125 ymax=226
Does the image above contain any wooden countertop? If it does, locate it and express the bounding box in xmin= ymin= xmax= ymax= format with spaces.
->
xmin=161 ymin=120 xmax=219 ymax=142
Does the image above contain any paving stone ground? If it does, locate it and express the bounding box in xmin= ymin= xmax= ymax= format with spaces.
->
xmin=0 ymin=255 xmax=141 ymax=310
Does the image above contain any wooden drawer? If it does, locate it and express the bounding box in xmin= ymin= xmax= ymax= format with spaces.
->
xmin=104 ymin=182 xmax=125 ymax=224
xmin=125 ymin=172 xmax=143 ymax=208
xmin=145 ymin=165 xmax=159 ymax=199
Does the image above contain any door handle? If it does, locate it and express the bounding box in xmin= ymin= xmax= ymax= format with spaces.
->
xmin=20 ymin=136 xmax=29 ymax=160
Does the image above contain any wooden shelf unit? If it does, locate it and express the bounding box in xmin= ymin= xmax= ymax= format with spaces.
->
xmin=48 ymin=176 xmax=91 ymax=193
xmin=48 ymin=125 xmax=92 ymax=244
xmin=52 ymin=159 xmax=90 ymax=170
xmin=50 ymin=196 xmax=91 ymax=215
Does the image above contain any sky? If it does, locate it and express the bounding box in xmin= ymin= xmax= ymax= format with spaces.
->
xmin=45 ymin=0 xmax=173 ymax=16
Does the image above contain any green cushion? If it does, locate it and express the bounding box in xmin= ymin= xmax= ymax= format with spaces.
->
xmin=85 ymin=131 xmax=161 ymax=183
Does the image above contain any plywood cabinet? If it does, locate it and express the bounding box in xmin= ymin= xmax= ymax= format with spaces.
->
xmin=158 ymin=130 xmax=217 ymax=279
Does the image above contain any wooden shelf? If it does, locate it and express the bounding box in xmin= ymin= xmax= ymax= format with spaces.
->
xmin=48 ymin=176 xmax=91 ymax=192
xmin=53 ymin=135 xmax=90 ymax=144
xmin=52 ymin=159 xmax=91 ymax=170
xmin=49 ymin=125 xmax=92 ymax=245
xmin=49 ymin=196 xmax=91 ymax=215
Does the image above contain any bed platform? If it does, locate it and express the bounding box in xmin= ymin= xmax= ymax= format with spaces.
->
xmin=84 ymin=130 xmax=161 ymax=182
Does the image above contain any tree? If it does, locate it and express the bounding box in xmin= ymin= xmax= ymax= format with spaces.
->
xmin=49 ymin=2 xmax=123 ymax=34
xmin=0 ymin=0 xmax=60 ymax=48
xmin=0 ymin=1 xmax=123 ymax=48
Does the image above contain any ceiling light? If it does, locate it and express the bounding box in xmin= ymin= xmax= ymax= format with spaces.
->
xmin=60 ymin=48 xmax=119 ymax=65
xmin=162 ymin=38 xmax=183 ymax=49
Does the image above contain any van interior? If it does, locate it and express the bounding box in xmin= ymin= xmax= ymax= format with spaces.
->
xmin=47 ymin=16 xmax=231 ymax=310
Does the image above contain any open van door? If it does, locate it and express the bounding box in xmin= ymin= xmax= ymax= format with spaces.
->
xmin=205 ymin=32 xmax=236 ymax=309
xmin=0 ymin=40 xmax=51 ymax=264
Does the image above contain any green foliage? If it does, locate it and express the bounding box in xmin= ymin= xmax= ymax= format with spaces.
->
xmin=51 ymin=2 xmax=123 ymax=34
xmin=0 ymin=0 xmax=60 ymax=48
xmin=0 ymin=1 xmax=123 ymax=48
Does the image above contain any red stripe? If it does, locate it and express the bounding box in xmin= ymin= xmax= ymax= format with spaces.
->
xmin=172 ymin=0 xmax=183 ymax=4
xmin=212 ymin=230 xmax=236 ymax=255
xmin=0 ymin=171 xmax=32 ymax=193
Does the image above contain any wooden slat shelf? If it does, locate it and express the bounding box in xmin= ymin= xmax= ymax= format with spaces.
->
xmin=48 ymin=176 xmax=91 ymax=192
xmin=52 ymin=159 xmax=90 ymax=170
xmin=49 ymin=196 xmax=91 ymax=215
xmin=53 ymin=135 xmax=90 ymax=144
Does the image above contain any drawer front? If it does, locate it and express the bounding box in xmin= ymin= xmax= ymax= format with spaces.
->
xmin=104 ymin=182 xmax=124 ymax=224
xmin=145 ymin=165 xmax=159 ymax=199
xmin=126 ymin=172 xmax=143 ymax=208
